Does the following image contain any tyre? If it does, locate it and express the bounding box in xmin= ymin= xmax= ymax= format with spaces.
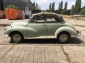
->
xmin=57 ymin=32 xmax=70 ymax=43
xmin=10 ymin=33 xmax=24 ymax=43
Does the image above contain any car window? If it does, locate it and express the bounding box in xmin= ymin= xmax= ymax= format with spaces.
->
xmin=46 ymin=15 xmax=60 ymax=23
xmin=30 ymin=15 xmax=45 ymax=23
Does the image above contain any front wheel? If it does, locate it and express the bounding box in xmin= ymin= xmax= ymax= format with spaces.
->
xmin=57 ymin=33 xmax=70 ymax=43
xmin=10 ymin=33 xmax=24 ymax=43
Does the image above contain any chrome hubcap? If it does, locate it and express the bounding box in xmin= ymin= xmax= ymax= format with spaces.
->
xmin=59 ymin=34 xmax=68 ymax=42
xmin=12 ymin=34 xmax=21 ymax=43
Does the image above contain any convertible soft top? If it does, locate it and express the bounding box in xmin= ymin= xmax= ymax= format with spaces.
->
xmin=32 ymin=12 xmax=62 ymax=18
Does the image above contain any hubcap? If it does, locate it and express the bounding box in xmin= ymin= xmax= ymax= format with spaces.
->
xmin=59 ymin=34 xmax=68 ymax=42
xmin=12 ymin=34 xmax=21 ymax=43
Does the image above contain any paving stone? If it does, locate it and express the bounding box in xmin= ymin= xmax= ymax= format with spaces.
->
xmin=63 ymin=46 xmax=85 ymax=63
xmin=0 ymin=45 xmax=68 ymax=63
xmin=0 ymin=45 xmax=13 ymax=59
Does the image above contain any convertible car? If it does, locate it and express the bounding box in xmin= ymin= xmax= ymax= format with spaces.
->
xmin=5 ymin=12 xmax=81 ymax=43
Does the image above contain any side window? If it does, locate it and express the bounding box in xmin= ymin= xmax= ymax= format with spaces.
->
xmin=31 ymin=15 xmax=45 ymax=23
xmin=46 ymin=15 xmax=60 ymax=23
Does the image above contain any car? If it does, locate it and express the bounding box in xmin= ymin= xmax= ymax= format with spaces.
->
xmin=5 ymin=12 xmax=81 ymax=43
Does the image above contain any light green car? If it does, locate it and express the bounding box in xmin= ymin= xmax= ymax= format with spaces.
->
xmin=5 ymin=12 xmax=81 ymax=43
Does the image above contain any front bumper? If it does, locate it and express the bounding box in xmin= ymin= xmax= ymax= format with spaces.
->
xmin=76 ymin=31 xmax=81 ymax=36
xmin=4 ymin=32 xmax=9 ymax=37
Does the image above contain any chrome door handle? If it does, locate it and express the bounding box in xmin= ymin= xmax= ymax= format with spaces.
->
xmin=43 ymin=24 xmax=46 ymax=26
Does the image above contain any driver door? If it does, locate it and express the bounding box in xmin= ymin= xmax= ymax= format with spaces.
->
xmin=27 ymin=15 xmax=47 ymax=37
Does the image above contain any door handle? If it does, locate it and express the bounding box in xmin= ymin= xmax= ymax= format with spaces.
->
xmin=43 ymin=24 xmax=46 ymax=27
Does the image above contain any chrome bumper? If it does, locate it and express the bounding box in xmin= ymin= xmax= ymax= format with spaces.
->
xmin=77 ymin=31 xmax=81 ymax=36
xmin=71 ymin=31 xmax=81 ymax=37
xmin=4 ymin=32 xmax=9 ymax=37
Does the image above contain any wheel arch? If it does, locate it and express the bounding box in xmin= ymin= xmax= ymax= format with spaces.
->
xmin=9 ymin=31 xmax=24 ymax=38
xmin=57 ymin=31 xmax=71 ymax=38
xmin=55 ymin=26 xmax=77 ymax=38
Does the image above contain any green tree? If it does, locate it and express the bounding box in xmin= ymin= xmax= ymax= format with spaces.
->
xmin=6 ymin=5 xmax=18 ymax=9
xmin=75 ymin=0 xmax=81 ymax=14
xmin=58 ymin=2 xmax=61 ymax=11
xmin=49 ymin=3 xmax=52 ymax=11
xmin=52 ymin=2 xmax=55 ymax=12
xmin=64 ymin=2 xmax=67 ymax=10
xmin=32 ymin=2 xmax=40 ymax=10
xmin=70 ymin=5 xmax=75 ymax=15
xmin=58 ymin=1 xmax=63 ymax=13
xmin=32 ymin=2 xmax=36 ymax=10
xmin=61 ymin=10 xmax=67 ymax=14
xmin=61 ymin=1 xmax=63 ymax=10
xmin=80 ymin=7 xmax=85 ymax=16
xmin=35 ymin=3 xmax=39 ymax=10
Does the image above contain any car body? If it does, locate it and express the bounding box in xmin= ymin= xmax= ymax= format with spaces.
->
xmin=5 ymin=12 xmax=81 ymax=43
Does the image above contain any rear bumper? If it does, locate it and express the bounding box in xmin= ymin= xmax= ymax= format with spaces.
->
xmin=71 ymin=31 xmax=81 ymax=37
xmin=77 ymin=31 xmax=81 ymax=36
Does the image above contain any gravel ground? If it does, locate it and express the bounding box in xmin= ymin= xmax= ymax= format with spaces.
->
xmin=64 ymin=18 xmax=85 ymax=26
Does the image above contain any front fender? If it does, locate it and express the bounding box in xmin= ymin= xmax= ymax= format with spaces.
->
xmin=26 ymin=27 xmax=38 ymax=37
xmin=55 ymin=26 xmax=78 ymax=38
xmin=6 ymin=26 xmax=26 ymax=37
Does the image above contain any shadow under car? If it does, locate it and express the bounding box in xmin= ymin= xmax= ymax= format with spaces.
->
xmin=17 ymin=37 xmax=84 ymax=44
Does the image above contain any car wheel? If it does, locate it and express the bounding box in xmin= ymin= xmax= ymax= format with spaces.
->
xmin=58 ymin=33 xmax=70 ymax=43
xmin=11 ymin=33 xmax=24 ymax=43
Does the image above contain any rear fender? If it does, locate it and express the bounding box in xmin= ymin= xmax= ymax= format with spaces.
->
xmin=55 ymin=26 xmax=77 ymax=38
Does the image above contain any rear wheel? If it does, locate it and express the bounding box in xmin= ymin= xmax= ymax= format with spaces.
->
xmin=10 ymin=33 xmax=24 ymax=43
xmin=57 ymin=32 xmax=70 ymax=43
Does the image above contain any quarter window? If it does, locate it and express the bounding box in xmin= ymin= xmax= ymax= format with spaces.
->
xmin=46 ymin=15 xmax=60 ymax=23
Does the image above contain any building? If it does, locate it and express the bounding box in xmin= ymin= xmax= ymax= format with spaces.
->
xmin=1 ymin=0 xmax=33 ymax=18
xmin=0 ymin=0 xmax=4 ymax=10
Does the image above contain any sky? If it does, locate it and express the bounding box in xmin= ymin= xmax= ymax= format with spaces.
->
xmin=31 ymin=0 xmax=85 ymax=10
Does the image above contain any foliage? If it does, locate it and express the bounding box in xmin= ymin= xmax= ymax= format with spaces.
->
xmin=58 ymin=1 xmax=63 ymax=13
xmin=80 ymin=8 xmax=85 ymax=16
xmin=58 ymin=3 xmax=61 ymax=12
xmin=6 ymin=5 xmax=18 ymax=9
xmin=45 ymin=9 xmax=52 ymax=12
xmin=75 ymin=0 xmax=81 ymax=14
xmin=61 ymin=1 xmax=63 ymax=10
xmin=52 ymin=2 xmax=55 ymax=12
xmin=61 ymin=10 xmax=67 ymax=15
xmin=49 ymin=3 xmax=52 ymax=11
xmin=49 ymin=2 xmax=55 ymax=12
xmin=70 ymin=5 xmax=75 ymax=15
xmin=32 ymin=2 xmax=41 ymax=10
xmin=64 ymin=2 xmax=67 ymax=10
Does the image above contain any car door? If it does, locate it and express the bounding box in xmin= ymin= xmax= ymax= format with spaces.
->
xmin=46 ymin=15 xmax=65 ymax=36
xmin=27 ymin=15 xmax=47 ymax=37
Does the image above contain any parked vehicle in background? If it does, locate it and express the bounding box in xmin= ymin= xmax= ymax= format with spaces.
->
xmin=5 ymin=12 xmax=81 ymax=43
